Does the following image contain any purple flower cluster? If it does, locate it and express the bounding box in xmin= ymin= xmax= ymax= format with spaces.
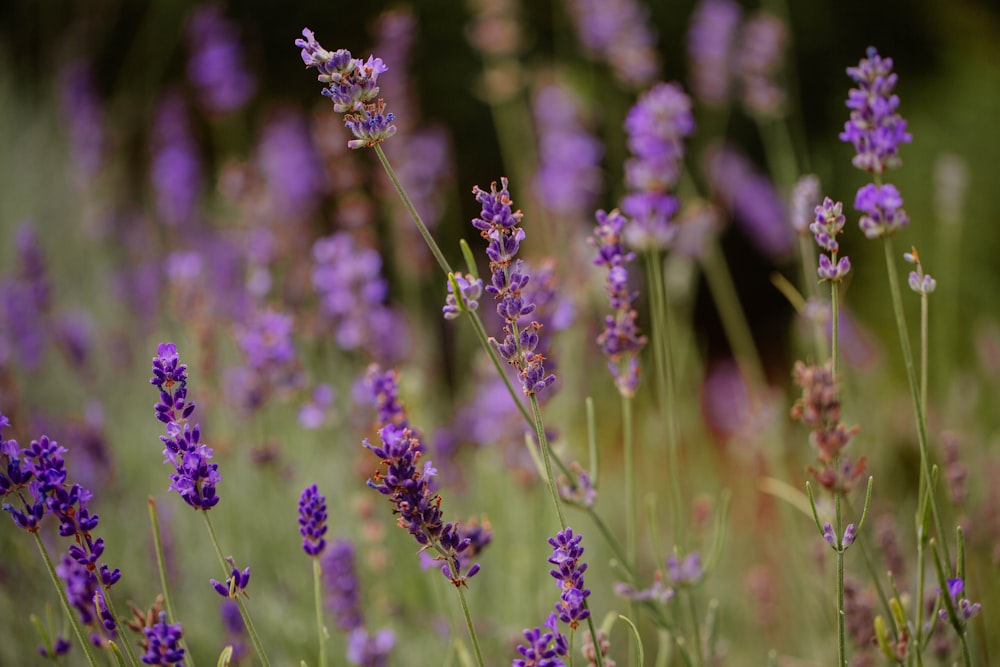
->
xmin=704 ymin=144 xmax=793 ymax=259
xmin=141 ymin=612 xmax=186 ymax=666
xmin=151 ymin=93 xmax=202 ymax=228
xmin=940 ymin=578 xmax=981 ymax=623
xmin=150 ymin=342 xmax=221 ymax=510
xmin=312 ymin=232 xmax=405 ymax=363
xmin=442 ymin=273 xmax=484 ymax=320
xmin=324 ymin=539 xmax=365 ymax=631
xmin=364 ymin=424 xmax=481 ymax=585
xmin=840 ymin=47 xmax=912 ymax=174
xmin=620 ymin=82 xmax=694 ymax=249
xmin=58 ymin=61 xmax=106 ymax=185
xmin=734 ymin=11 xmax=787 ymax=116
xmin=362 ymin=365 xmax=410 ymax=432
xmin=295 ymin=29 xmax=397 ymax=149
xmin=210 ymin=560 xmax=251 ymax=599
xmin=565 ymin=0 xmax=660 ymax=88
xmin=666 ymin=551 xmax=703 ymax=585
xmin=473 ymin=178 xmax=556 ymax=396
xmin=810 ymin=197 xmax=851 ymax=282
xmin=1 ymin=222 xmax=51 ymax=370
xmin=186 ymin=4 xmax=256 ymax=115
xmin=854 ymin=183 xmax=909 ymax=239
xmin=298 ymin=484 xmax=328 ymax=556
xmin=255 ymin=109 xmax=325 ymax=221
xmin=229 ymin=307 xmax=302 ymax=413
xmin=904 ymin=248 xmax=936 ymax=295
xmin=513 ymin=613 xmax=568 ymax=667
xmin=590 ymin=209 xmax=647 ymax=396
xmin=686 ymin=0 xmax=741 ymax=106
xmin=532 ymin=83 xmax=604 ymax=221
xmin=548 ymin=528 xmax=591 ymax=629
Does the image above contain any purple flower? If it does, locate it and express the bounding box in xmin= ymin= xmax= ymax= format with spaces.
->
xmin=443 ymin=273 xmax=484 ymax=320
xmin=565 ymin=0 xmax=660 ymax=88
xmin=141 ymin=612 xmax=186 ymax=666
xmin=548 ymin=528 xmax=591 ymax=629
xmin=210 ymin=561 xmax=251 ymax=598
xmin=298 ymin=484 xmax=328 ymax=556
xmin=323 ymin=539 xmax=364 ymax=631
xmin=295 ymin=30 xmax=396 ymax=149
xmin=39 ymin=635 xmax=71 ymax=659
xmin=513 ymin=612 xmax=568 ymax=667
xmin=686 ymin=0 xmax=742 ymax=106
xmin=58 ymin=61 xmax=106 ymax=185
xmin=228 ymin=307 xmax=302 ymax=413
xmin=531 ymin=83 xmax=604 ymax=220
xmin=735 ymin=12 xmax=787 ymax=116
xmin=362 ymin=365 xmax=411 ymax=433
xmin=299 ymin=384 xmax=335 ymax=430
xmin=346 ymin=628 xmax=395 ymax=667
xmin=666 ymin=551 xmax=702 ymax=584
xmin=904 ymin=249 xmax=937 ymax=295
xmin=150 ymin=343 xmax=221 ymax=510
xmin=939 ymin=577 xmax=981 ymax=623
xmin=840 ymin=47 xmax=912 ymax=174
xmin=186 ymin=4 xmax=256 ymax=115
xmin=704 ymin=144 xmax=793 ymax=259
xmin=811 ymin=197 xmax=851 ymax=282
xmin=854 ymin=183 xmax=909 ymax=239
xmin=150 ymin=93 xmax=202 ymax=227
xmin=790 ymin=175 xmax=822 ymax=235
xmin=473 ymin=178 xmax=556 ymax=396
xmin=255 ymin=110 xmax=325 ymax=221
xmin=620 ymin=82 xmax=694 ymax=249
xmin=590 ymin=209 xmax=647 ymax=396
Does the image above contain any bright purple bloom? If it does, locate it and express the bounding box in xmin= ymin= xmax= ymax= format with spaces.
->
xmin=141 ymin=612 xmax=186 ymax=666
xmin=513 ymin=612 xmax=568 ymax=667
xmin=590 ymin=209 xmax=647 ymax=396
xmin=298 ymin=484 xmax=328 ymax=556
xmin=186 ymin=4 xmax=256 ymax=115
xmin=211 ymin=560 xmax=251 ymax=598
xmin=735 ymin=12 xmax=787 ymax=116
xmin=548 ymin=528 xmax=591 ymax=629
xmin=620 ymin=82 xmax=694 ymax=249
xmin=704 ymin=144 xmax=793 ymax=259
xmin=854 ymin=183 xmax=909 ymax=239
xmin=150 ymin=343 xmax=221 ymax=510
xmin=532 ymin=83 xmax=604 ymax=220
xmin=840 ymin=47 xmax=912 ymax=174
xmin=295 ymin=30 xmax=396 ymax=149
xmin=473 ymin=178 xmax=556 ymax=396
xmin=939 ymin=577 xmax=981 ymax=623
xmin=686 ymin=0 xmax=741 ymax=106
xmin=565 ymin=0 xmax=660 ymax=87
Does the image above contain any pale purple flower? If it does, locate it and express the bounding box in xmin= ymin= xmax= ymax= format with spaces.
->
xmin=186 ymin=4 xmax=256 ymax=114
xmin=255 ymin=109 xmax=325 ymax=221
xmin=686 ymin=0 xmax=742 ymax=106
xmin=840 ymin=47 xmax=911 ymax=174
xmin=299 ymin=384 xmax=335 ymax=430
xmin=854 ymin=183 xmax=909 ymax=239
xmin=735 ymin=12 xmax=787 ymax=116
xmin=443 ymin=273 xmax=484 ymax=319
xmin=667 ymin=552 xmax=702 ymax=584
xmin=323 ymin=539 xmax=364 ymax=631
xmin=904 ymin=248 xmax=936 ymax=295
xmin=790 ymin=175 xmax=822 ymax=235
xmin=347 ymin=628 xmax=395 ymax=667
xmin=565 ymin=0 xmax=660 ymax=87
xmin=150 ymin=93 xmax=202 ymax=227
xmin=58 ymin=61 xmax=107 ymax=184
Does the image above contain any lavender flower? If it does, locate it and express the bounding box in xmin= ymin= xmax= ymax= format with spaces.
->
xmin=790 ymin=174 xmax=822 ymax=235
xmin=150 ymin=342 xmax=221 ymax=510
xmin=347 ymin=628 xmax=395 ymax=667
xmin=210 ymin=560 xmax=251 ymax=598
xmin=513 ymin=612 xmax=569 ymax=667
xmin=295 ymin=30 xmax=396 ymax=149
xmin=298 ymin=484 xmax=328 ymax=556
xmin=255 ymin=109 xmax=325 ymax=221
xmin=443 ymin=273 xmax=484 ymax=319
xmin=58 ymin=61 xmax=106 ymax=185
xmin=735 ymin=11 xmax=787 ymax=117
xmin=228 ymin=307 xmax=302 ymax=412
xmin=473 ymin=178 xmax=556 ymax=396
xmin=186 ymin=4 xmax=256 ymax=115
xmin=811 ymin=197 xmax=851 ymax=282
xmin=532 ymin=83 xmax=604 ymax=221
xmin=362 ymin=365 xmax=411 ymax=432
xmin=150 ymin=93 xmax=202 ymax=227
xmin=299 ymin=383 xmax=335 ymax=430
xmin=590 ymin=209 xmax=647 ymax=396
xmin=564 ymin=0 xmax=660 ymax=88
xmin=940 ymin=578 xmax=981 ymax=623
xmin=548 ymin=528 xmax=591 ymax=629
xmin=904 ymin=247 xmax=936 ymax=295
xmin=686 ymin=0 xmax=741 ymax=106
xmin=620 ymin=83 xmax=694 ymax=249
xmin=855 ymin=183 xmax=909 ymax=239
xmin=840 ymin=47 xmax=912 ymax=174
xmin=666 ymin=551 xmax=702 ymax=585
xmin=324 ymin=539 xmax=364 ymax=631
xmin=364 ymin=423 xmax=481 ymax=585
xmin=141 ymin=612 xmax=186 ymax=666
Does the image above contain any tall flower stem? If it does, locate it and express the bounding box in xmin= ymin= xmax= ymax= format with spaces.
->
xmin=643 ymin=251 xmax=684 ymax=545
xmin=312 ymin=558 xmax=326 ymax=667
xmin=148 ymin=497 xmax=192 ymax=667
xmin=622 ymin=391 xmax=636 ymax=576
xmin=31 ymin=533 xmax=101 ymax=667
xmin=438 ymin=556 xmax=485 ymax=667
xmin=530 ymin=394 xmax=568 ymax=531
xmin=100 ymin=583 xmax=141 ymax=667
xmin=835 ymin=493 xmax=847 ymax=667
xmin=881 ymin=235 xmax=951 ymax=568
xmin=201 ymin=512 xmax=272 ymax=667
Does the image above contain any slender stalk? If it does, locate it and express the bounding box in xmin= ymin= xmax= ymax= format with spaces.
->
xmin=686 ymin=592 xmax=705 ymax=667
xmin=622 ymin=392 xmax=636 ymax=575
xmin=644 ymin=251 xmax=684 ymax=545
xmin=100 ymin=587 xmax=141 ymax=667
xmin=881 ymin=236 xmax=951 ymax=568
xmin=313 ymin=558 xmax=327 ymax=667
xmin=699 ymin=239 xmax=767 ymax=390
xmin=31 ymin=533 xmax=101 ymax=667
xmin=836 ymin=494 xmax=847 ymax=667
xmin=148 ymin=497 xmax=194 ymax=667
xmin=454 ymin=580 xmax=485 ymax=667
xmin=201 ymin=512 xmax=272 ymax=667
xmin=529 ymin=394 xmax=568 ymax=531
xmin=797 ymin=234 xmax=826 ymax=362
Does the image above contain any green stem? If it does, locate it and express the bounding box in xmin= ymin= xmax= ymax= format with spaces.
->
xmin=644 ymin=252 xmax=685 ymax=546
xmin=797 ymin=234 xmax=826 ymax=362
xmin=529 ymin=394 xmax=568 ymax=531
xmin=831 ymin=281 xmax=840 ymax=377
xmin=313 ymin=557 xmax=327 ymax=667
xmin=32 ymin=532 xmax=101 ymax=667
xmin=148 ymin=497 xmax=197 ymax=667
xmin=622 ymin=392 xmax=636 ymax=574
xmin=686 ymin=592 xmax=705 ymax=667
xmin=201 ymin=512 xmax=272 ymax=667
xmin=100 ymin=587 xmax=141 ymax=667
xmin=881 ymin=236 xmax=951 ymax=568
xmin=454 ymin=582 xmax=485 ymax=667
xmin=836 ymin=494 xmax=847 ymax=667
xmin=700 ymin=239 xmax=767 ymax=390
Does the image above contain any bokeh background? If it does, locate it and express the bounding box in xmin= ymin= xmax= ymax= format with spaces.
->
xmin=1 ymin=0 xmax=999 ymax=665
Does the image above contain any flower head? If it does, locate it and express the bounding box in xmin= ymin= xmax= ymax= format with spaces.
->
xmin=840 ymin=47 xmax=912 ymax=174
xmin=298 ymin=484 xmax=328 ymax=556
xmin=548 ymin=528 xmax=591 ymax=629
xmin=443 ymin=273 xmax=483 ymax=320
xmin=141 ymin=612 xmax=186 ymax=666
xmin=855 ymin=183 xmax=909 ymax=239
xmin=686 ymin=0 xmax=742 ymax=106
xmin=811 ymin=197 xmax=851 ymax=283
xmin=513 ymin=612 xmax=569 ymax=667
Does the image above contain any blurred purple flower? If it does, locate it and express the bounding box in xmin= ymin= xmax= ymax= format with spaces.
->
xmin=186 ymin=4 xmax=256 ymax=115
xmin=704 ymin=144 xmax=793 ymax=259
xmin=686 ymin=0 xmax=742 ymax=106
xmin=790 ymin=174 xmax=821 ymax=235
xmin=58 ymin=61 xmax=106 ymax=184
xmin=565 ymin=0 xmax=660 ymax=87
xmin=299 ymin=384 xmax=335 ymax=430
xmin=346 ymin=628 xmax=395 ymax=667
xmin=151 ymin=93 xmax=202 ymax=227
xmin=256 ymin=109 xmax=325 ymax=220
xmin=735 ymin=12 xmax=787 ymax=116
xmin=324 ymin=538 xmax=364 ymax=631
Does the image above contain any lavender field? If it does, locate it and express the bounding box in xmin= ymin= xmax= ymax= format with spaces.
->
xmin=1 ymin=1 xmax=999 ymax=666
